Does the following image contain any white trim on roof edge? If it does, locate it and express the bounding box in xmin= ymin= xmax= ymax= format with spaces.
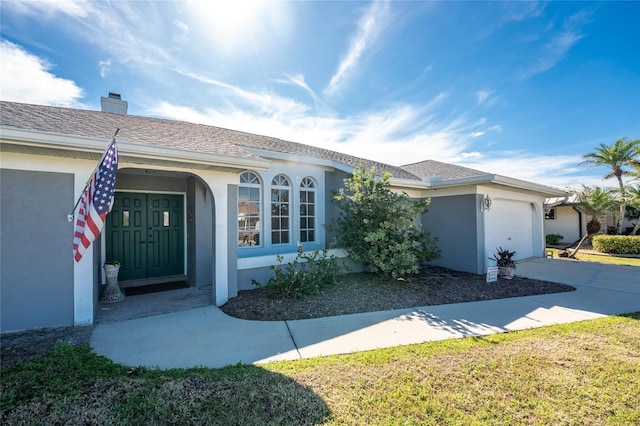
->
xmin=0 ymin=127 xmax=270 ymax=170
xmin=390 ymin=174 xmax=566 ymax=197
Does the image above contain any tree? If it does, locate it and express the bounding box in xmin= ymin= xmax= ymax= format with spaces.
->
xmin=581 ymin=137 xmax=640 ymax=233
xmin=624 ymin=185 xmax=640 ymax=235
xmin=570 ymin=185 xmax=617 ymax=257
xmin=332 ymin=163 xmax=440 ymax=278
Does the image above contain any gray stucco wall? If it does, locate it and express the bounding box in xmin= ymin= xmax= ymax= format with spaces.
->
xmin=186 ymin=177 xmax=214 ymax=288
xmin=324 ymin=170 xmax=348 ymax=245
xmin=1 ymin=169 xmax=74 ymax=332
xmin=421 ymin=194 xmax=484 ymax=275
xmin=116 ymin=172 xmax=187 ymax=192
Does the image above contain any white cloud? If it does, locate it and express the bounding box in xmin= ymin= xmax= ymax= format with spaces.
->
xmin=475 ymin=90 xmax=492 ymax=105
xmin=2 ymin=0 xmax=89 ymax=18
xmin=0 ymin=40 xmax=83 ymax=106
xmin=172 ymin=19 xmax=190 ymax=44
xmin=98 ymin=59 xmax=111 ymax=78
xmin=520 ymin=10 xmax=589 ymax=80
xmin=501 ymin=1 xmax=546 ymax=23
xmin=455 ymin=152 xmax=603 ymax=188
xmin=324 ymin=0 xmax=392 ymax=97
xmin=275 ymin=73 xmax=318 ymax=99
xmin=520 ymin=31 xmax=584 ymax=79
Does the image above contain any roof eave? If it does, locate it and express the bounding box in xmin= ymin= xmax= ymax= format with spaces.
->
xmin=490 ymin=175 xmax=568 ymax=196
xmin=390 ymin=173 xmax=568 ymax=196
xmin=0 ymin=126 xmax=270 ymax=171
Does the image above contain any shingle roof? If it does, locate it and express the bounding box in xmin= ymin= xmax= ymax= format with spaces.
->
xmin=402 ymin=159 xmax=490 ymax=181
xmin=1 ymin=100 xmax=419 ymax=180
xmin=0 ymin=101 xmax=258 ymax=160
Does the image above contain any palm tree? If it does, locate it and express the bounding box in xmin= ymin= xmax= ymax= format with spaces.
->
xmin=581 ymin=137 xmax=640 ymax=233
xmin=570 ymin=186 xmax=617 ymax=257
xmin=625 ymin=185 xmax=640 ymax=235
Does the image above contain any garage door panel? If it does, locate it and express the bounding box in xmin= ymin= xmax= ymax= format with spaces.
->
xmin=485 ymin=199 xmax=533 ymax=268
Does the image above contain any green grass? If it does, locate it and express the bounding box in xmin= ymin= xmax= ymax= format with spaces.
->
xmin=2 ymin=314 xmax=639 ymax=425
xmin=547 ymin=247 xmax=640 ymax=267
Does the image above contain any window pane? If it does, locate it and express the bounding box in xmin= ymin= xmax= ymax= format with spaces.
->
xmin=299 ymin=179 xmax=316 ymax=243
xmin=238 ymin=187 xmax=249 ymax=199
xmin=238 ymin=172 xmax=261 ymax=247
xmin=281 ymin=231 xmax=289 ymax=243
xmin=123 ymin=211 xmax=130 ymax=227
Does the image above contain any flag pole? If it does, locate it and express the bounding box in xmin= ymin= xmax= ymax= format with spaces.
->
xmin=67 ymin=128 xmax=120 ymax=221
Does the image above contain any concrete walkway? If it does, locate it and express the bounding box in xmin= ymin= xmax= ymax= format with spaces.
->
xmin=91 ymin=258 xmax=640 ymax=369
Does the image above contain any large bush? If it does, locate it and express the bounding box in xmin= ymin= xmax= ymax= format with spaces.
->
xmin=331 ymin=164 xmax=440 ymax=278
xmin=592 ymin=235 xmax=640 ymax=255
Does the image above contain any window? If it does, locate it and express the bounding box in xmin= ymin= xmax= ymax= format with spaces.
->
xmin=299 ymin=177 xmax=316 ymax=243
xmin=271 ymin=175 xmax=290 ymax=244
xmin=238 ymin=171 xmax=261 ymax=246
xmin=545 ymin=207 xmax=556 ymax=220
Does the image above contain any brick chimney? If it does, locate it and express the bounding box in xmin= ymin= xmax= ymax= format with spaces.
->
xmin=100 ymin=92 xmax=128 ymax=115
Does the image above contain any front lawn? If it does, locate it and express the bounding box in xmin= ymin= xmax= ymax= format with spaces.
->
xmin=547 ymin=247 xmax=640 ymax=267
xmin=2 ymin=313 xmax=639 ymax=425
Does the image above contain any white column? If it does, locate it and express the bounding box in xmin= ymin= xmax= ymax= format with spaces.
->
xmin=208 ymin=180 xmax=230 ymax=306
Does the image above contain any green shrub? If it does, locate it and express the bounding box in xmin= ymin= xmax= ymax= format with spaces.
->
xmin=546 ymin=234 xmax=564 ymax=245
xmin=252 ymin=249 xmax=342 ymax=299
xmin=331 ymin=163 xmax=440 ymax=279
xmin=592 ymin=234 xmax=640 ymax=255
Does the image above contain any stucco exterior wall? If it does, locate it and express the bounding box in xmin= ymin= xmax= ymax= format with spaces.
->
xmin=544 ymin=205 xmax=583 ymax=244
xmin=421 ymin=194 xmax=483 ymax=274
xmin=1 ymin=169 xmax=75 ymax=332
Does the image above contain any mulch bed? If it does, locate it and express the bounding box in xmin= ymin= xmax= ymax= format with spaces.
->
xmin=220 ymin=266 xmax=575 ymax=321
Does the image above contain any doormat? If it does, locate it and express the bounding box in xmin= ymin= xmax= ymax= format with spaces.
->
xmin=124 ymin=281 xmax=190 ymax=296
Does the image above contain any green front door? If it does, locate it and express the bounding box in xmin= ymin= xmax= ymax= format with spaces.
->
xmin=106 ymin=192 xmax=184 ymax=281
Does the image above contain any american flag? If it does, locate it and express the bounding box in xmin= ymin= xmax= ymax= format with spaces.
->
xmin=73 ymin=138 xmax=118 ymax=262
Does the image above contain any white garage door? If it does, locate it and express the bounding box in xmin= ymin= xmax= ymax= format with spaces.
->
xmin=485 ymin=199 xmax=534 ymax=269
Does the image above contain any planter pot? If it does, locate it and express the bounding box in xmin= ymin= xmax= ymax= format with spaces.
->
xmin=100 ymin=264 xmax=125 ymax=303
xmin=498 ymin=266 xmax=515 ymax=280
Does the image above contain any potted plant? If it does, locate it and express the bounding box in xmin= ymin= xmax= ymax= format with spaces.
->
xmin=489 ymin=247 xmax=517 ymax=280
xmin=101 ymin=260 xmax=125 ymax=303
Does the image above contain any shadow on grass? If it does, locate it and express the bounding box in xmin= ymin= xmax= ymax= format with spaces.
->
xmin=1 ymin=344 xmax=330 ymax=425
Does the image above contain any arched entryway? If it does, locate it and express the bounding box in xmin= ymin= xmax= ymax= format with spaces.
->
xmin=103 ymin=168 xmax=215 ymax=291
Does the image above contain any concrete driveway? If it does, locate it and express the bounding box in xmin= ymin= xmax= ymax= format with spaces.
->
xmin=91 ymin=258 xmax=640 ymax=369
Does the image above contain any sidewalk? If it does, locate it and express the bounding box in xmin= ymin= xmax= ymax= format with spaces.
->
xmin=90 ymin=258 xmax=640 ymax=369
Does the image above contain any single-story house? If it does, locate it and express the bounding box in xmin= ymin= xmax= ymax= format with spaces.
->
xmin=0 ymin=96 xmax=566 ymax=332
xmin=545 ymin=192 xmax=638 ymax=244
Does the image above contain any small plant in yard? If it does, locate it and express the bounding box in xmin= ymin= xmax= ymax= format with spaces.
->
xmin=489 ymin=247 xmax=517 ymax=268
xmin=252 ymin=249 xmax=342 ymax=298
xmin=545 ymin=233 xmax=563 ymax=245
xmin=489 ymin=247 xmax=517 ymax=279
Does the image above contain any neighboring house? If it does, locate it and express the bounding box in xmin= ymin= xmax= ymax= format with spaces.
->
xmin=0 ymin=97 xmax=566 ymax=332
xmin=545 ymin=192 xmax=637 ymax=244
xmin=544 ymin=193 xmax=587 ymax=244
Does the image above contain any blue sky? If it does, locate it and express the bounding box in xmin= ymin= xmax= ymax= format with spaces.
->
xmin=1 ymin=0 xmax=639 ymax=188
